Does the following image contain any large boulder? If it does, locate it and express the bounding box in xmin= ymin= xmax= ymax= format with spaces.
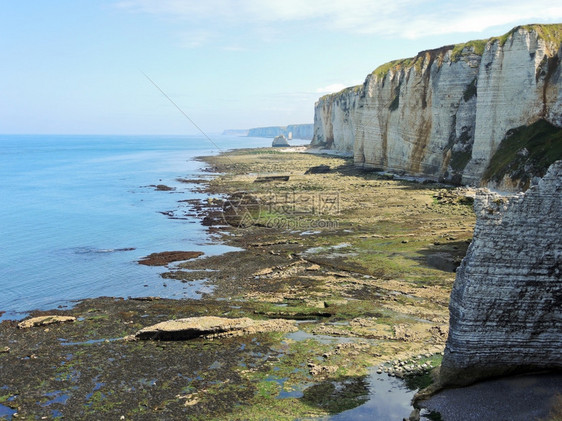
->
xmin=135 ymin=316 xmax=297 ymax=340
xmin=272 ymin=135 xmax=290 ymax=147
xmin=18 ymin=315 xmax=76 ymax=329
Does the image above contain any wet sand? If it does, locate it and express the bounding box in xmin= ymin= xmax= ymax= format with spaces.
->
xmin=419 ymin=372 xmax=562 ymax=420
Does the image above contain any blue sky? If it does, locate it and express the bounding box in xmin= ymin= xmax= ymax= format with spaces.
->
xmin=1 ymin=1 xmax=561 ymax=135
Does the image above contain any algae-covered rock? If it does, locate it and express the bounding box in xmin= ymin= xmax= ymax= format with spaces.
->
xmin=18 ymin=315 xmax=76 ymax=329
xmin=138 ymin=251 xmax=204 ymax=266
xmin=135 ymin=316 xmax=297 ymax=340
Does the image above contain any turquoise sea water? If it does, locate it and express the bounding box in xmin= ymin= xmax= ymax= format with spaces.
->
xmin=0 ymin=134 xmax=305 ymax=319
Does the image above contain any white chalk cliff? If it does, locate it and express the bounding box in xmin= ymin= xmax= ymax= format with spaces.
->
xmin=439 ymin=160 xmax=562 ymax=386
xmin=248 ymin=124 xmax=314 ymax=140
xmin=312 ymin=24 xmax=562 ymax=189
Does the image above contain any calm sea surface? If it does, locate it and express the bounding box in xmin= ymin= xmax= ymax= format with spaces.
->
xmin=0 ymin=134 xmax=305 ymax=319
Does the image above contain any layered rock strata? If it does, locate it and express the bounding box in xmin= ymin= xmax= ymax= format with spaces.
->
xmin=312 ymin=24 xmax=562 ymax=189
xmin=440 ymin=161 xmax=562 ymax=386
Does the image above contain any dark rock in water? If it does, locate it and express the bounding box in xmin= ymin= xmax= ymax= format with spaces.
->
xmin=202 ymin=213 xmax=225 ymax=226
xmin=305 ymin=165 xmax=331 ymax=174
xmin=176 ymin=177 xmax=208 ymax=184
xmin=149 ymin=184 xmax=175 ymax=191
xmin=73 ymin=247 xmax=136 ymax=254
xmin=134 ymin=316 xmax=297 ymax=340
xmin=138 ymin=251 xmax=204 ymax=266
xmin=130 ymin=296 xmax=161 ymax=301
xmin=272 ymin=135 xmax=290 ymax=147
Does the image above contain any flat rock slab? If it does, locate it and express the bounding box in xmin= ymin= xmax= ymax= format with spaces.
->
xmin=135 ymin=316 xmax=298 ymax=340
xmin=138 ymin=251 xmax=204 ymax=266
xmin=18 ymin=315 xmax=76 ymax=329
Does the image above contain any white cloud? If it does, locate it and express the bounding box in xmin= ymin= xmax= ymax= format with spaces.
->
xmin=176 ymin=30 xmax=215 ymax=49
xmin=116 ymin=0 xmax=562 ymax=38
xmin=222 ymin=45 xmax=248 ymax=52
xmin=316 ymin=84 xmax=348 ymax=94
xmin=115 ymin=0 xmax=562 ymax=40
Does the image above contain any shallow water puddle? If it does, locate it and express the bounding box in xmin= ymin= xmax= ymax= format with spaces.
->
xmin=0 ymin=403 xmax=17 ymax=420
xmin=280 ymin=330 xmax=419 ymax=419
xmin=59 ymin=337 xmax=122 ymax=346
xmin=41 ymin=391 xmax=71 ymax=406
xmin=285 ymin=330 xmax=369 ymax=345
xmin=327 ymin=368 xmax=416 ymax=420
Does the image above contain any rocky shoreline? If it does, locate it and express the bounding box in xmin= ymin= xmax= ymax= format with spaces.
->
xmin=1 ymin=147 xmax=481 ymax=419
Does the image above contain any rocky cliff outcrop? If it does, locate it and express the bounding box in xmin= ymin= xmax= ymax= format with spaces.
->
xmin=272 ymin=134 xmax=290 ymax=147
xmin=312 ymin=24 xmax=562 ymax=189
xmin=248 ymin=124 xmax=314 ymax=140
xmin=439 ymin=160 xmax=562 ymax=386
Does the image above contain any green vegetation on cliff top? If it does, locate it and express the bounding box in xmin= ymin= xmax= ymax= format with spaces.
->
xmin=370 ymin=23 xmax=562 ymax=80
xmin=319 ymin=84 xmax=363 ymax=102
xmin=483 ymin=119 xmax=562 ymax=190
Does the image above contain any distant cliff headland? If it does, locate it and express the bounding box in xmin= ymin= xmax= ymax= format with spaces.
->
xmin=223 ymin=124 xmax=314 ymax=140
xmin=312 ymin=24 xmax=562 ymax=191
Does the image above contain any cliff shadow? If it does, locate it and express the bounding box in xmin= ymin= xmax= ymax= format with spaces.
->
xmin=328 ymin=162 xmax=452 ymax=191
xmin=414 ymin=240 xmax=471 ymax=274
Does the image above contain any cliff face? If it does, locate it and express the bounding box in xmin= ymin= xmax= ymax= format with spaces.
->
xmin=439 ymin=160 xmax=562 ymax=386
xmin=312 ymin=24 xmax=562 ymax=189
xmin=248 ymin=124 xmax=314 ymax=140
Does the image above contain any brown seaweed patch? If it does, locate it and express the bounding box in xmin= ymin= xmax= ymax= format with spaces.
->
xmin=138 ymin=251 xmax=204 ymax=266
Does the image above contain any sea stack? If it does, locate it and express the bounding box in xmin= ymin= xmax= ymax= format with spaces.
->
xmin=272 ymin=134 xmax=290 ymax=147
xmin=440 ymin=160 xmax=562 ymax=386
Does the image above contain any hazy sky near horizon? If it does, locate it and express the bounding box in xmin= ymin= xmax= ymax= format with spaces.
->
xmin=2 ymin=1 xmax=562 ymax=135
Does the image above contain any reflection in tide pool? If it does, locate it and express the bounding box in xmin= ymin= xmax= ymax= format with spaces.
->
xmin=326 ymin=368 xmax=416 ymax=420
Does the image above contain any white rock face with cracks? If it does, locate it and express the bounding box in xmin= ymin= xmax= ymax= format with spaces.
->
xmin=439 ymin=160 xmax=562 ymax=386
xmin=312 ymin=25 xmax=562 ymax=187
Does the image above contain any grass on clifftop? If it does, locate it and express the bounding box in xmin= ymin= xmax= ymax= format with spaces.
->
xmin=483 ymin=119 xmax=562 ymax=189
xmin=370 ymin=23 xmax=562 ymax=79
xmin=319 ymin=84 xmax=363 ymax=102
